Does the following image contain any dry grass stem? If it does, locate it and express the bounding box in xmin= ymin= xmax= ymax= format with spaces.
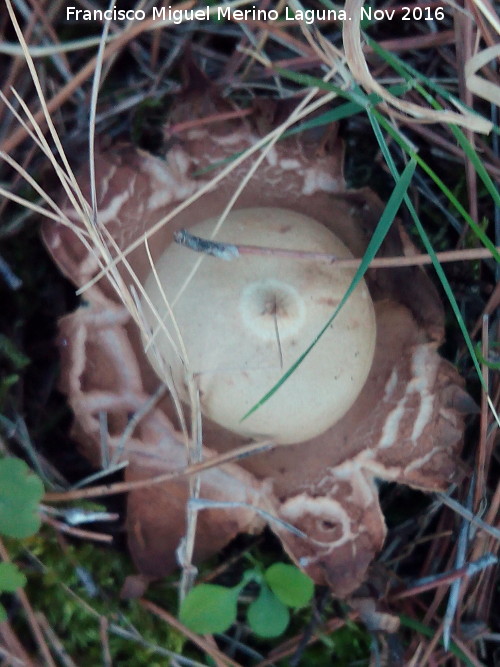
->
xmin=343 ymin=0 xmax=493 ymax=132
xmin=43 ymin=440 xmax=276 ymax=503
xmin=174 ymin=230 xmax=500 ymax=268
xmin=41 ymin=515 xmax=114 ymax=543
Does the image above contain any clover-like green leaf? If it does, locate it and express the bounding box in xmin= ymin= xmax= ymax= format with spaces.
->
xmin=179 ymin=584 xmax=240 ymax=635
xmin=265 ymin=563 xmax=314 ymax=609
xmin=0 ymin=457 xmax=44 ymax=538
xmin=247 ymin=584 xmax=290 ymax=638
xmin=0 ymin=562 xmax=26 ymax=592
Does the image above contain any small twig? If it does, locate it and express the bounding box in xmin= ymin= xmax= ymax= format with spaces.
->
xmin=40 ymin=504 xmax=119 ymax=526
xmin=106 ymin=623 xmax=207 ymax=666
xmin=179 ymin=387 xmax=202 ymax=602
xmin=44 ymin=439 xmax=276 ymax=502
xmin=450 ymin=635 xmax=485 ymax=667
xmin=166 ymin=107 xmax=254 ymax=136
xmin=71 ymin=460 xmax=128 ymax=490
xmin=390 ymin=554 xmax=498 ymax=601
xmin=436 ymin=494 xmax=500 ymax=541
xmin=111 ymin=384 xmax=168 ymax=465
xmin=35 ymin=613 xmax=78 ymax=667
xmin=99 ymin=617 xmax=112 ymax=667
xmin=416 ymin=619 xmax=445 ymax=666
xmin=0 ymin=623 xmax=39 ymax=667
xmin=174 ymin=229 xmax=500 ymax=268
xmin=443 ymin=479 xmax=475 ymax=650
xmin=42 ymin=515 xmax=113 ymax=543
xmin=474 ymin=315 xmax=491 ymax=511
xmin=188 ymin=498 xmax=308 ymax=540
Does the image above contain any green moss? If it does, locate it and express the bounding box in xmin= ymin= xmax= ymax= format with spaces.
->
xmin=8 ymin=531 xmax=189 ymax=665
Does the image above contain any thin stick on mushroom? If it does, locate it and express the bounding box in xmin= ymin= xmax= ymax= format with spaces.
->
xmin=174 ymin=229 xmax=500 ymax=268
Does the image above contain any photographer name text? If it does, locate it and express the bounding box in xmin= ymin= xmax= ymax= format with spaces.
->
xmin=66 ymin=5 xmax=446 ymax=24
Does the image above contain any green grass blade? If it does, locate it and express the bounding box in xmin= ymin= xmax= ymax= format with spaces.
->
xmin=399 ymin=615 xmax=475 ymax=666
xmin=367 ymin=39 xmax=500 ymax=207
xmin=280 ymin=60 xmax=498 ymax=260
xmin=241 ymin=158 xmax=417 ymax=422
xmin=372 ymin=112 xmax=500 ymax=262
xmin=367 ymin=109 xmax=489 ymax=389
xmin=276 ymin=67 xmax=361 ymax=99
xmin=449 ymin=125 xmax=500 ymax=208
xmin=286 ymin=84 xmax=410 ymax=137
xmin=367 ymin=37 xmax=499 ymax=134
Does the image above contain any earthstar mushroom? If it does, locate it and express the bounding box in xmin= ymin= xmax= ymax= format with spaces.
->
xmin=42 ymin=87 xmax=469 ymax=596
